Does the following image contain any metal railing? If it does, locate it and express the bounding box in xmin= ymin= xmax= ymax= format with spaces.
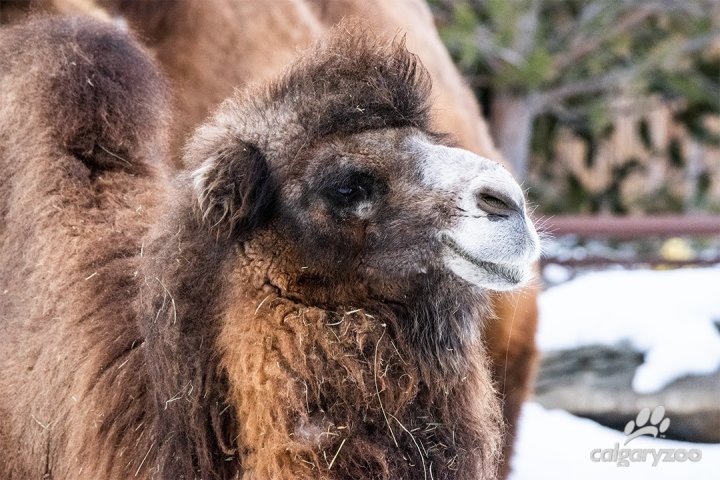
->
xmin=538 ymin=215 xmax=720 ymax=267
xmin=540 ymin=215 xmax=720 ymax=239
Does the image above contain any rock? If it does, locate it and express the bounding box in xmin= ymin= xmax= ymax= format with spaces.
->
xmin=533 ymin=344 xmax=720 ymax=443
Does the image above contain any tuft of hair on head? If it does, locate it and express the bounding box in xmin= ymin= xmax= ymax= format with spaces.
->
xmin=272 ymin=21 xmax=434 ymax=139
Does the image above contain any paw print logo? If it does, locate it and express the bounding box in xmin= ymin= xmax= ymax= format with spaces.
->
xmin=623 ymin=406 xmax=670 ymax=445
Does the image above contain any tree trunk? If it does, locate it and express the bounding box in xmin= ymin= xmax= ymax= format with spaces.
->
xmin=684 ymin=139 xmax=703 ymax=212
xmin=490 ymin=93 xmax=536 ymax=179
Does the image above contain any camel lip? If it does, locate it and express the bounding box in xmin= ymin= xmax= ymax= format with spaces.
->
xmin=439 ymin=233 xmax=526 ymax=285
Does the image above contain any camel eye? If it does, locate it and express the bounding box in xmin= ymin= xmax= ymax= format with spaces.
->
xmin=336 ymin=186 xmax=356 ymax=196
xmin=336 ymin=185 xmax=367 ymax=199
xmin=323 ymin=171 xmax=377 ymax=208
xmin=327 ymin=183 xmax=369 ymax=206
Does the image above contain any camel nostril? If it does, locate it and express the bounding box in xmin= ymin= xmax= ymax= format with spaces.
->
xmin=475 ymin=189 xmax=522 ymax=217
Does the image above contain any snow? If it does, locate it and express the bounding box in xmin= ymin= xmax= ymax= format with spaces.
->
xmin=510 ymin=266 xmax=720 ymax=477
xmin=510 ymin=402 xmax=720 ymax=480
xmin=541 ymin=263 xmax=573 ymax=284
xmin=536 ymin=267 xmax=720 ymax=393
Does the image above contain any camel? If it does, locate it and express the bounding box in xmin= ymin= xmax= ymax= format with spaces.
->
xmin=0 ymin=13 xmax=540 ymax=480
xmin=91 ymin=4 xmax=542 ymax=474
xmin=0 ymin=1 xmax=542 ymax=477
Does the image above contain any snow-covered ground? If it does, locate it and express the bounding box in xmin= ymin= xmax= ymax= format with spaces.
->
xmin=510 ymin=402 xmax=720 ymax=480
xmin=537 ymin=266 xmax=720 ymax=393
xmin=509 ymin=267 xmax=720 ymax=479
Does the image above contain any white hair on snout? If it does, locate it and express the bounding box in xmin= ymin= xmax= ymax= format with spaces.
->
xmin=406 ymin=135 xmax=541 ymax=291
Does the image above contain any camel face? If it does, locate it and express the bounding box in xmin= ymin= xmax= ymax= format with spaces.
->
xmin=239 ymin=126 xmax=539 ymax=294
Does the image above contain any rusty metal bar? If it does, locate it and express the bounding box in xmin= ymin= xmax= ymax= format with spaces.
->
xmin=541 ymin=257 xmax=720 ymax=268
xmin=538 ymin=215 xmax=720 ymax=239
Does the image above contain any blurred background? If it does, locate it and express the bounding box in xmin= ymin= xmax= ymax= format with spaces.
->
xmin=1 ymin=0 xmax=716 ymax=477
xmin=427 ymin=0 xmax=720 ymax=478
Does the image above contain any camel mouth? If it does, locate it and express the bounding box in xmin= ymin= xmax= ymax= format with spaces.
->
xmin=439 ymin=233 xmax=529 ymax=288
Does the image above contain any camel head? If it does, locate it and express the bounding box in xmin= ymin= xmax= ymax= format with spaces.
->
xmin=187 ymin=27 xmax=540 ymax=304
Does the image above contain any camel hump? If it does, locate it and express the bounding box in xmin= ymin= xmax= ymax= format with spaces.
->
xmin=0 ymin=15 xmax=169 ymax=174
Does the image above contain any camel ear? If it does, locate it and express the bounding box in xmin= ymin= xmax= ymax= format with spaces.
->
xmin=191 ymin=141 xmax=275 ymax=238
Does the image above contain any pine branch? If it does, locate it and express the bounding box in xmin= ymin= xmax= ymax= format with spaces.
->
xmin=552 ymin=0 xmax=708 ymax=72
xmin=512 ymin=0 xmax=541 ymax=57
xmin=472 ymin=24 xmax=525 ymax=70
xmin=539 ymin=28 xmax=720 ymax=111
xmin=537 ymin=69 xmax=634 ymax=111
xmin=553 ymin=7 xmax=655 ymax=71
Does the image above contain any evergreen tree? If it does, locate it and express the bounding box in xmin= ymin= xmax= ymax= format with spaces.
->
xmin=430 ymin=0 xmax=720 ymax=191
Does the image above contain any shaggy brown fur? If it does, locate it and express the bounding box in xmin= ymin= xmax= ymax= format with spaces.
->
xmin=0 ymin=1 xmax=540 ymax=476
xmin=0 ymin=15 xmax=168 ymax=479
xmin=94 ymin=1 xmax=540 ymax=474
xmin=0 ymin=15 xmax=512 ymax=479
